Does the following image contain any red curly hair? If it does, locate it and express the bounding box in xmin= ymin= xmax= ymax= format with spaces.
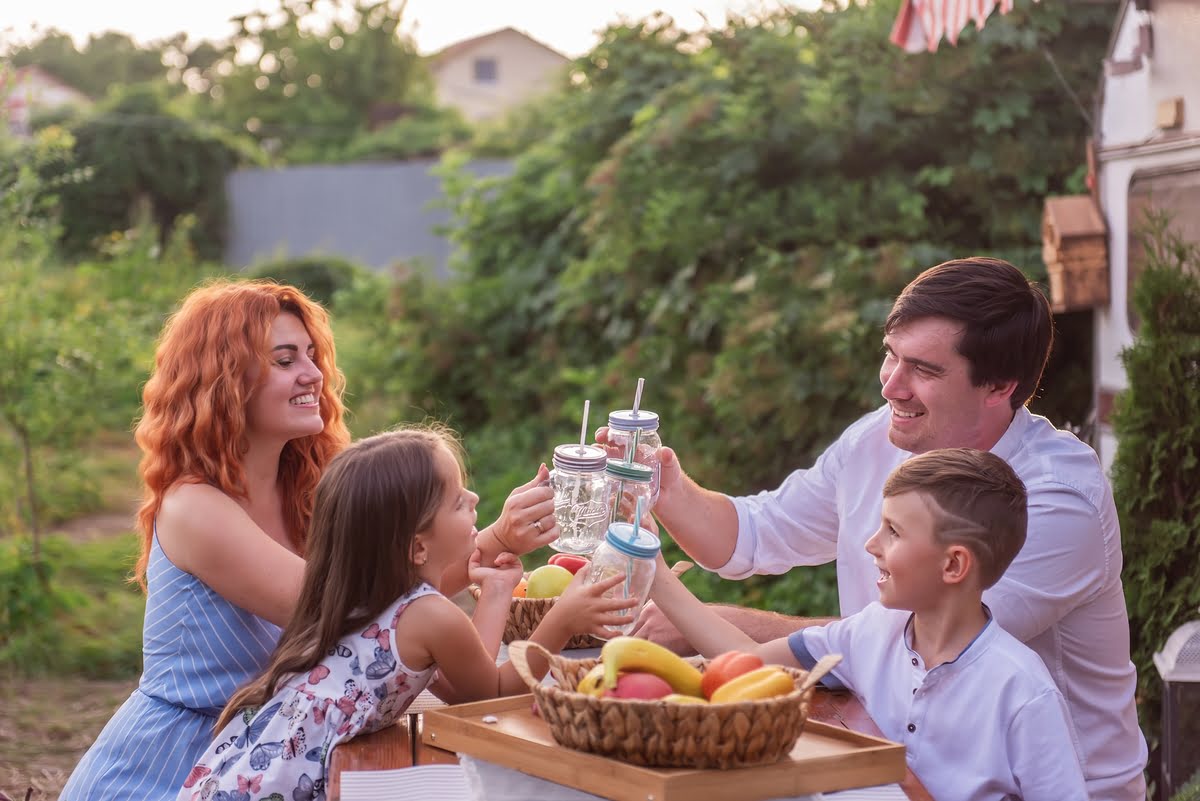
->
xmin=133 ymin=279 xmax=350 ymax=589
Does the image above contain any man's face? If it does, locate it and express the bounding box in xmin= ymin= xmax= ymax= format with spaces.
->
xmin=879 ymin=316 xmax=997 ymax=453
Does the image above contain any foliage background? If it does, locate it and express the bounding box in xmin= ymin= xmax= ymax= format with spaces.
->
xmin=0 ymin=0 xmax=1133 ymax=717
xmin=1110 ymin=214 xmax=1200 ymax=749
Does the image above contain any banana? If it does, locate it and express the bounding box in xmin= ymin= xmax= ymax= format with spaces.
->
xmin=575 ymin=664 xmax=607 ymax=697
xmin=601 ymin=636 xmax=704 ymax=697
xmin=662 ymin=693 xmax=708 ymax=704
xmin=709 ymin=665 xmax=796 ymax=704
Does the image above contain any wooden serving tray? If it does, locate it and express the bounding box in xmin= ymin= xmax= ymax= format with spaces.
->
xmin=422 ymin=694 xmax=905 ymax=801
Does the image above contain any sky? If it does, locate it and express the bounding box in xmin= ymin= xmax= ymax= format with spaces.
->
xmin=0 ymin=0 xmax=812 ymax=57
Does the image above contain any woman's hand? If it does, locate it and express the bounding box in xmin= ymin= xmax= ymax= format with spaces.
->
xmin=478 ymin=464 xmax=558 ymax=561
xmin=468 ymin=548 xmax=523 ymax=596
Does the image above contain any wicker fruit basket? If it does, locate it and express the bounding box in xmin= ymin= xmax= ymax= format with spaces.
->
xmin=508 ymin=640 xmax=835 ymax=770
xmin=468 ymin=587 xmax=603 ymax=650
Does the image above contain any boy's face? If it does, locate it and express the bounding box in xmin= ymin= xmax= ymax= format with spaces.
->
xmin=864 ymin=491 xmax=951 ymax=611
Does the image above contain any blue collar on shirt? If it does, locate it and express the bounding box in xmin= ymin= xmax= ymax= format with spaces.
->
xmin=902 ymin=604 xmax=996 ymax=672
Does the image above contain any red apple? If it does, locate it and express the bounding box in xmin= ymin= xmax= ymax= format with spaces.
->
xmin=547 ymin=553 xmax=589 ymax=575
xmin=602 ymin=672 xmax=673 ymax=700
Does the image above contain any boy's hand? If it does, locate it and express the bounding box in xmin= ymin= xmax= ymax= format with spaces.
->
xmin=553 ymin=567 xmax=639 ymax=640
xmin=469 ymin=549 xmax=523 ymax=594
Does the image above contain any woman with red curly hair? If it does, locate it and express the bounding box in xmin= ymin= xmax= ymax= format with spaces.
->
xmin=61 ymin=279 xmax=562 ymax=800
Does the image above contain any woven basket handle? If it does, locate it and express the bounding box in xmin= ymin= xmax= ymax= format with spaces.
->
xmin=507 ymin=639 xmax=555 ymax=691
xmin=799 ymin=653 xmax=843 ymax=693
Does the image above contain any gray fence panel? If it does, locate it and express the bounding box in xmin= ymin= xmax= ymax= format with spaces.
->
xmin=224 ymin=158 xmax=513 ymax=278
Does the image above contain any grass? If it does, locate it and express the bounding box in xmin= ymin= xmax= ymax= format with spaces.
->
xmin=0 ymin=533 xmax=144 ymax=680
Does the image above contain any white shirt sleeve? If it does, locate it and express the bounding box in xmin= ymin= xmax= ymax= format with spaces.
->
xmin=1007 ymin=689 xmax=1089 ymax=801
xmin=983 ymin=485 xmax=1106 ymax=643
xmin=720 ymin=429 xmax=848 ymax=579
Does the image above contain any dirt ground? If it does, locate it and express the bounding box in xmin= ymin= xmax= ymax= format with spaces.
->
xmin=0 ymin=677 xmax=138 ymax=801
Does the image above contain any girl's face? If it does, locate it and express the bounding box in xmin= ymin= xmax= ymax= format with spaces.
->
xmin=245 ymin=312 xmax=325 ymax=443
xmin=415 ymin=445 xmax=479 ymax=579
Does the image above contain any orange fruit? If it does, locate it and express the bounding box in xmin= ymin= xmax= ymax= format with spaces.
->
xmin=512 ymin=578 xmax=527 ymax=598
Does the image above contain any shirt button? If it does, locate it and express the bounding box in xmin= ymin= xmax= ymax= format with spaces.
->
xmin=911 ymin=658 xmax=918 ymax=666
xmin=907 ymin=723 xmax=916 ymax=733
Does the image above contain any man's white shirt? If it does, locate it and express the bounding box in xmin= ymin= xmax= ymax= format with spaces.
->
xmin=724 ymin=405 xmax=1147 ymax=801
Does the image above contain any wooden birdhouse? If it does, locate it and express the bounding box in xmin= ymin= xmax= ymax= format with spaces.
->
xmin=1042 ymin=195 xmax=1110 ymax=313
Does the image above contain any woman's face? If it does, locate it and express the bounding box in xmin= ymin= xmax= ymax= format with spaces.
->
xmin=245 ymin=312 xmax=325 ymax=443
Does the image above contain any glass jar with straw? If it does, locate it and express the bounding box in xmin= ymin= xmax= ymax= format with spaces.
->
xmin=582 ymin=497 xmax=660 ymax=639
xmin=549 ymin=400 xmax=612 ymax=555
xmin=607 ymin=377 xmax=662 ymax=505
xmin=605 ymin=458 xmax=654 ymax=525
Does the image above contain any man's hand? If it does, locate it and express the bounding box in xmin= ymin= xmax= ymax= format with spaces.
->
xmin=628 ymin=600 xmax=698 ymax=656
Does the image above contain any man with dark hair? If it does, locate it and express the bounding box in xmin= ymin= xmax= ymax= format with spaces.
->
xmin=614 ymin=258 xmax=1147 ymax=801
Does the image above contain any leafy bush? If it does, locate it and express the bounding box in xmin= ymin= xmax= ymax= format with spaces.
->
xmin=1170 ymin=770 xmax=1200 ymax=801
xmin=0 ymin=534 xmax=143 ymax=679
xmin=1111 ymin=214 xmax=1200 ymax=745
xmin=55 ymin=82 xmax=257 ymax=259
xmin=250 ymin=254 xmax=369 ymax=307
xmin=345 ymin=3 xmax=1112 ymax=614
xmin=340 ymin=105 xmax=472 ymax=162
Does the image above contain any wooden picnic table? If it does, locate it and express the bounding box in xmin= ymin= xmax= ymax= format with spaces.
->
xmin=328 ymin=687 xmax=934 ymax=801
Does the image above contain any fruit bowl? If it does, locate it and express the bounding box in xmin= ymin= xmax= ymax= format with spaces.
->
xmin=468 ymin=586 xmax=604 ymax=651
xmin=509 ymin=640 xmax=831 ymax=770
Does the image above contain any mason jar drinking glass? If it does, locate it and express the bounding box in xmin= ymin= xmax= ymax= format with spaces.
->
xmin=548 ymin=444 xmax=611 ymax=555
xmin=606 ymin=409 xmax=662 ymax=505
xmin=605 ymin=458 xmax=654 ymax=525
xmin=583 ymin=521 xmax=660 ymax=639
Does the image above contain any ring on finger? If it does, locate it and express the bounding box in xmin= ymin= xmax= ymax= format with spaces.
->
xmin=531 ymin=519 xmax=544 ymax=533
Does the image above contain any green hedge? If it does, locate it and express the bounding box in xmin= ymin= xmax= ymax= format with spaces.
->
xmin=1111 ymin=214 xmax=1200 ymax=746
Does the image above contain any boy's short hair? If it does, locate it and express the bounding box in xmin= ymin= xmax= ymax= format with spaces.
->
xmin=883 ymin=448 xmax=1027 ymax=588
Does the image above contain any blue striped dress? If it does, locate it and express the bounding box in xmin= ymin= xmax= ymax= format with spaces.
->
xmin=60 ymin=533 xmax=281 ymax=801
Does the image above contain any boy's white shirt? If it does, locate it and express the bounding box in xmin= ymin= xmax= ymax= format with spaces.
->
xmin=792 ymin=603 xmax=1088 ymax=801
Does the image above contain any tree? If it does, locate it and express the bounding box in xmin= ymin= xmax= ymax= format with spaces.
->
xmin=203 ymin=0 xmax=434 ymax=162
xmin=54 ymin=82 xmax=255 ymax=258
xmin=0 ymin=129 xmax=102 ymax=550
xmin=1110 ymin=212 xmax=1200 ymax=748
xmin=3 ymin=29 xmax=169 ymax=99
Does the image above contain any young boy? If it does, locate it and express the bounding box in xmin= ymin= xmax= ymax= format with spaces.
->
xmin=649 ymin=448 xmax=1087 ymax=801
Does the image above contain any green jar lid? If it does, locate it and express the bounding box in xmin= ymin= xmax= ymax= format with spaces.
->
xmin=604 ymin=459 xmax=654 ymax=481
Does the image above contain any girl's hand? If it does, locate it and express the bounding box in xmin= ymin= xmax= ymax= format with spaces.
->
xmin=469 ymin=549 xmax=523 ymax=594
xmin=486 ymin=465 xmax=558 ymax=555
xmin=553 ymin=568 xmax=640 ymax=639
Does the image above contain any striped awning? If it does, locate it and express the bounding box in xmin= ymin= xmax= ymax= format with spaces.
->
xmin=890 ymin=0 xmax=1040 ymax=53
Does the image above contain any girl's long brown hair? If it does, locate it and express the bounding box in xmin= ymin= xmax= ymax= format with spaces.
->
xmin=133 ymin=279 xmax=350 ymax=588
xmin=216 ymin=426 xmax=464 ymax=731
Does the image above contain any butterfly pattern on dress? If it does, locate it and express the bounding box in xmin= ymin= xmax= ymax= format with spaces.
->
xmin=174 ymin=583 xmax=440 ymax=801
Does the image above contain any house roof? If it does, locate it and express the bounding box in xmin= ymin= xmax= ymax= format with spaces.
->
xmin=1 ymin=64 xmax=90 ymax=101
xmin=428 ymin=27 xmax=569 ymax=71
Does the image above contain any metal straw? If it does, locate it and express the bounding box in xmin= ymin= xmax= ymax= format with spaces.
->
xmin=577 ymin=399 xmax=590 ymax=455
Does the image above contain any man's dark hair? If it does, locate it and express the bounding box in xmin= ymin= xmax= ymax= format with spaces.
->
xmin=885 ymin=257 xmax=1053 ymax=410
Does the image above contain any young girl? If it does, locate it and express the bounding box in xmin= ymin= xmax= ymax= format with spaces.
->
xmin=179 ymin=426 xmax=635 ymax=800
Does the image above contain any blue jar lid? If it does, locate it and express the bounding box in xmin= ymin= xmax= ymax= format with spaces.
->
xmin=604 ymin=522 xmax=661 ymax=559
xmin=552 ymin=444 xmax=607 ymax=471
xmin=604 ymin=458 xmax=653 ymax=482
xmin=608 ymin=409 xmax=660 ymax=431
